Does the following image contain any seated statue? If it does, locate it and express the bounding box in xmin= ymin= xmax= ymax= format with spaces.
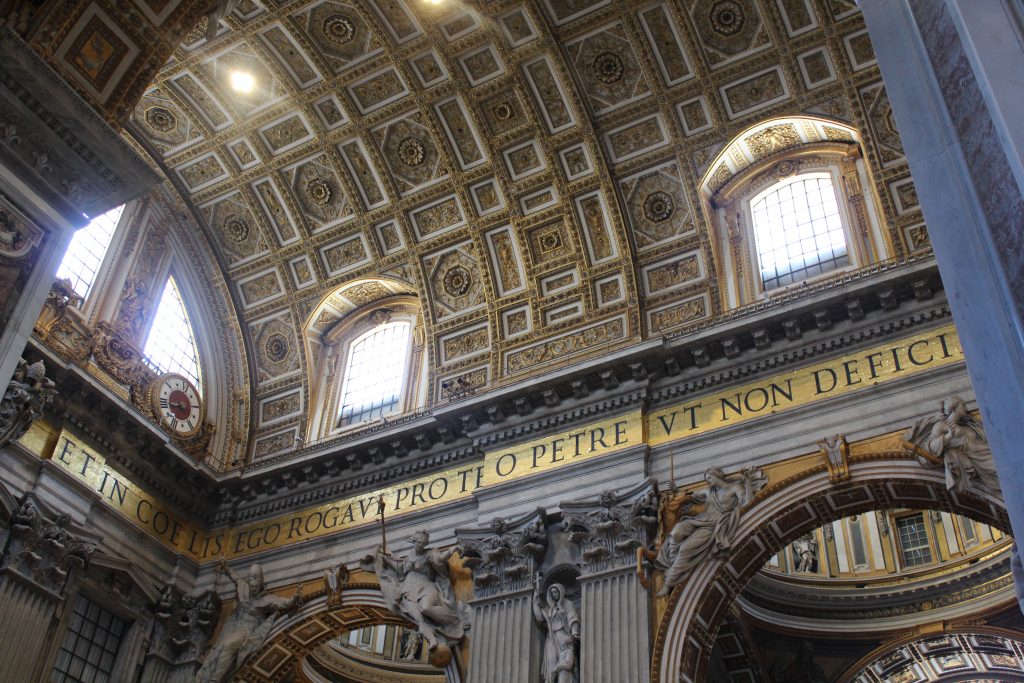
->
xmin=361 ymin=530 xmax=469 ymax=668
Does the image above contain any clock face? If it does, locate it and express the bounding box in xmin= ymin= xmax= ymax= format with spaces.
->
xmin=152 ymin=374 xmax=202 ymax=437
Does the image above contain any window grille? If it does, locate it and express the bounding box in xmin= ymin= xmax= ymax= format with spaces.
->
xmin=51 ymin=595 xmax=126 ymax=683
xmin=338 ymin=322 xmax=410 ymax=426
xmin=751 ymin=173 xmax=848 ymax=290
xmin=55 ymin=205 xmax=125 ymax=299
xmin=896 ymin=514 xmax=933 ymax=567
xmin=144 ymin=276 xmax=203 ymax=395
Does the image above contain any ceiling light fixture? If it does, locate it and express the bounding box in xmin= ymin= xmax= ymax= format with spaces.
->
xmin=229 ymin=70 xmax=256 ymax=94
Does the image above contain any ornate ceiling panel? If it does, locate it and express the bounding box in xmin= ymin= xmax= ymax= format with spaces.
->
xmin=125 ymin=0 xmax=922 ymax=462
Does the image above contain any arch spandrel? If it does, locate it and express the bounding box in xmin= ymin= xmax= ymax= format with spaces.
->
xmin=650 ymin=426 xmax=1011 ymax=683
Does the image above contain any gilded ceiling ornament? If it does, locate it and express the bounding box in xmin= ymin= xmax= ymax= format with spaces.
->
xmin=397 ymin=136 xmax=426 ymax=166
xmin=643 ymin=191 xmax=675 ymax=223
xmin=442 ymin=265 xmax=472 ymax=297
xmin=305 ymin=177 xmax=332 ymax=207
xmin=322 ymin=14 xmax=356 ymax=44
xmin=492 ymin=101 xmax=514 ymax=122
xmin=592 ymin=51 xmax=625 ymax=84
xmin=265 ymin=333 xmax=289 ymax=363
xmin=773 ymin=159 xmax=799 ymax=179
xmin=144 ymin=106 xmax=177 ymax=133
xmin=222 ymin=214 xmax=250 ymax=243
xmin=539 ymin=231 xmax=561 ymax=253
xmin=709 ymin=0 xmax=745 ymax=37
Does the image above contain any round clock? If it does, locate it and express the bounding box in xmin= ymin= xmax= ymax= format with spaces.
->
xmin=150 ymin=373 xmax=203 ymax=438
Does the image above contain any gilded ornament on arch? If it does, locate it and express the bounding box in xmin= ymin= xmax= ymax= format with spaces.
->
xmin=643 ymin=191 xmax=675 ymax=223
xmin=442 ymin=265 xmax=472 ymax=297
xmin=222 ymin=214 xmax=250 ymax=243
xmin=397 ymin=137 xmax=426 ymax=166
xmin=323 ymin=14 xmax=356 ymax=44
xmin=746 ymin=124 xmax=800 ymax=159
xmin=773 ymin=159 xmax=800 ymax=179
xmin=305 ymin=177 xmax=332 ymax=207
xmin=592 ymin=51 xmax=624 ymax=83
xmin=265 ymin=333 xmax=289 ymax=363
xmin=144 ymin=106 xmax=177 ymax=133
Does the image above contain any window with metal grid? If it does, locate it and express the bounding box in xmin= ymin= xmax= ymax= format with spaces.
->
xmin=338 ymin=322 xmax=411 ymax=427
xmin=55 ymin=205 xmax=125 ymax=300
xmin=51 ymin=595 xmax=126 ymax=683
xmin=144 ymin=276 xmax=203 ymax=395
xmin=896 ymin=513 xmax=933 ymax=567
xmin=751 ymin=173 xmax=849 ymax=291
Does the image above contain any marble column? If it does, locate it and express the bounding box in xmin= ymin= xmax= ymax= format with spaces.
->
xmin=561 ymin=478 xmax=659 ymax=683
xmin=457 ymin=509 xmax=548 ymax=683
xmin=0 ymin=500 xmax=94 ymax=682
xmin=859 ymin=0 xmax=1024 ymax=543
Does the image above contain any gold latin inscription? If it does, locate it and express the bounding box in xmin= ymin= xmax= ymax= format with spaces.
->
xmin=648 ymin=324 xmax=962 ymax=446
xmin=23 ymin=325 xmax=963 ymax=563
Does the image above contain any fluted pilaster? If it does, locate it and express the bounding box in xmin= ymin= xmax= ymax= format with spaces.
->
xmin=579 ymin=569 xmax=649 ymax=683
xmin=467 ymin=590 xmax=540 ymax=683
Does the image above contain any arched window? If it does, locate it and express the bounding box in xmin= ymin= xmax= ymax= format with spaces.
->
xmin=337 ymin=321 xmax=411 ymax=427
xmin=750 ymin=173 xmax=849 ymax=291
xmin=144 ymin=275 xmax=203 ymax=395
xmin=55 ymin=204 xmax=125 ymax=299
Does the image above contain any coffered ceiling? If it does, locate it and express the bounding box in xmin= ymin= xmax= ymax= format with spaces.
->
xmin=124 ymin=0 xmax=925 ymax=461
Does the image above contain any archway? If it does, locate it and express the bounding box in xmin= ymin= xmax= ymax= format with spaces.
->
xmin=236 ymin=583 xmax=459 ymax=682
xmin=651 ymin=450 xmax=1009 ymax=683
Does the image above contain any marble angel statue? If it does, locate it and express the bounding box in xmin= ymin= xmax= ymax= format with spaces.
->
xmin=532 ymin=579 xmax=581 ymax=683
xmin=651 ymin=466 xmax=767 ymax=596
xmin=905 ymin=396 xmax=1001 ymax=498
xmin=361 ymin=530 xmax=469 ymax=667
xmin=192 ymin=562 xmax=303 ymax=683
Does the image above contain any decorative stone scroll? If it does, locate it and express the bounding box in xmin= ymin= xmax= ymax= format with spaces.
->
xmin=0 ymin=357 xmax=55 ymax=447
xmin=904 ymin=396 xmax=1001 ymax=500
xmin=561 ymin=478 xmax=659 ymax=575
xmin=457 ymin=509 xmax=547 ymax=599
xmin=3 ymin=500 xmax=94 ymax=594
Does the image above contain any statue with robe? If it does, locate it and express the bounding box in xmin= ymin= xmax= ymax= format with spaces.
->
xmin=532 ymin=580 xmax=580 ymax=683
xmin=905 ymin=396 xmax=1001 ymax=499
xmin=653 ymin=466 xmax=767 ymax=596
xmin=192 ymin=563 xmax=302 ymax=683
xmin=361 ymin=530 xmax=469 ymax=668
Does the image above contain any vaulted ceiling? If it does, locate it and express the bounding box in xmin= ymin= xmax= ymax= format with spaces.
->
xmin=119 ymin=0 xmax=924 ymax=461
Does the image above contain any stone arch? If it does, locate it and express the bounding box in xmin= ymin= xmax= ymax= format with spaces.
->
xmin=236 ymin=583 xmax=458 ymax=682
xmin=651 ymin=452 xmax=1009 ymax=683
xmin=836 ymin=626 xmax=1024 ymax=682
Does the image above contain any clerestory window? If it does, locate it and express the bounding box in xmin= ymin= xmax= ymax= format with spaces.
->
xmin=337 ymin=321 xmax=411 ymax=427
xmin=143 ymin=275 xmax=203 ymax=395
xmin=55 ymin=204 xmax=125 ymax=300
xmin=750 ymin=173 xmax=849 ymax=291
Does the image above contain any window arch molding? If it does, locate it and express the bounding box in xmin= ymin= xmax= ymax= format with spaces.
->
xmin=304 ymin=290 xmax=426 ymax=443
xmin=699 ymin=118 xmax=893 ymax=308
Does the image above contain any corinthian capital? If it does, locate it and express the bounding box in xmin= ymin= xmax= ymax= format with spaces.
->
xmin=456 ymin=509 xmax=548 ymax=599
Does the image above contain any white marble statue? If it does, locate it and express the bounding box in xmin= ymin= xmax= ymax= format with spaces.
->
xmin=906 ymin=396 xmax=1001 ymax=498
xmin=532 ymin=579 xmax=581 ymax=683
xmin=361 ymin=530 xmax=469 ymax=667
xmin=654 ymin=466 xmax=767 ymax=596
xmin=192 ymin=562 xmax=302 ymax=683
xmin=793 ymin=534 xmax=817 ymax=573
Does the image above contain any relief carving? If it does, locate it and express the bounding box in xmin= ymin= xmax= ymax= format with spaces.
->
xmin=152 ymin=585 xmax=220 ymax=665
xmin=562 ymin=478 xmax=659 ymax=575
xmin=457 ymin=510 xmax=547 ymax=598
xmin=4 ymin=500 xmax=94 ymax=595
xmin=0 ymin=358 xmax=55 ymax=446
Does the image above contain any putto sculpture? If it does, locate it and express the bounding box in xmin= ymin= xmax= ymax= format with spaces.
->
xmin=361 ymin=529 xmax=469 ymax=668
xmin=192 ymin=562 xmax=303 ymax=683
xmin=648 ymin=466 xmax=767 ymax=596
xmin=904 ymin=396 xmax=1001 ymax=499
xmin=0 ymin=358 xmax=55 ymax=446
xmin=533 ymin=578 xmax=581 ymax=683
